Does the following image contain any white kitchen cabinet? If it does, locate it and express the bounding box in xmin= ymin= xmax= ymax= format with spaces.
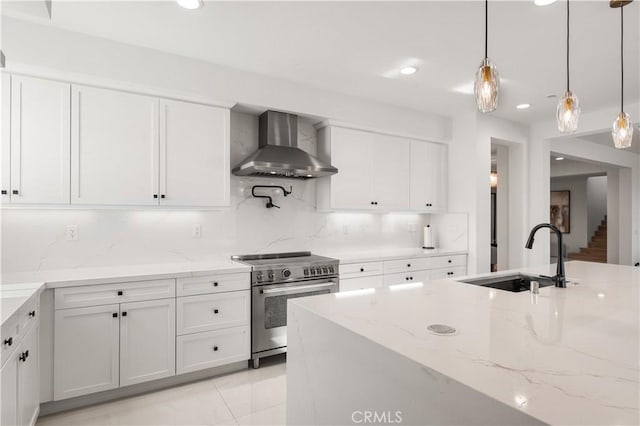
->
xmin=429 ymin=266 xmax=467 ymax=280
xmin=17 ymin=325 xmax=39 ymax=426
xmin=177 ymin=291 xmax=250 ymax=335
xmin=1 ymin=347 xmax=18 ymax=426
xmin=410 ymin=140 xmax=447 ymax=212
xmin=1 ymin=73 xmax=11 ymax=204
xmin=119 ymin=299 xmax=175 ymax=387
xmin=176 ymin=326 xmax=250 ymax=374
xmin=383 ymin=270 xmax=431 ymax=286
xmin=71 ymin=85 xmax=159 ymax=206
xmin=317 ymin=126 xmax=411 ymax=211
xmin=54 ymin=304 xmax=120 ymax=400
xmin=4 ymin=75 xmax=70 ymax=204
xmin=159 ymin=99 xmax=230 ymax=207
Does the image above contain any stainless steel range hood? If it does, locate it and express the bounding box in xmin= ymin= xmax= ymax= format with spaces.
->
xmin=232 ymin=111 xmax=338 ymax=179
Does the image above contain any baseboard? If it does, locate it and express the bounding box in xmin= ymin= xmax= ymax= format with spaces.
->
xmin=39 ymin=361 xmax=248 ymax=416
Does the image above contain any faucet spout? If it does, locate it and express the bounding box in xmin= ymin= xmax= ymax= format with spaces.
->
xmin=525 ymin=223 xmax=566 ymax=288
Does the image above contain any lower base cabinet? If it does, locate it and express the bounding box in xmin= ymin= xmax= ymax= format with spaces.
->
xmin=177 ymin=326 xmax=250 ymax=374
xmin=1 ymin=323 xmax=39 ymax=426
xmin=54 ymin=298 xmax=176 ymax=400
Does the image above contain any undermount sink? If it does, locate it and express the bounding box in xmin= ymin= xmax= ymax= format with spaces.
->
xmin=461 ymin=273 xmax=555 ymax=293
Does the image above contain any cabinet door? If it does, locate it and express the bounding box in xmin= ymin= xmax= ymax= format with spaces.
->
xmin=71 ymin=85 xmax=159 ymax=206
xmin=159 ymin=100 xmax=230 ymax=206
xmin=1 ymin=73 xmax=10 ymax=203
xmin=410 ymin=141 xmax=447 ymax=212
xmin=119 ymin=299 xmax=175 ymax=387
xmin=1 ymin=351 xmax=18 ymax=426
xmin=339 ymin=276 xmax=384 ymax=292
xmin=383 ymin=270 xmax=430 ymax=287
xmin=54 ymin=304 xmax=120 ymax=400
xmin=10 ymin=75 xmax=71 ymax=204
xmin=372 ymin=134 xmax=410 ymax=210
xmin=17 ymin=325 xmax=38 ymax=426
xmin=328 ymin=127 xmax=374 ymax=209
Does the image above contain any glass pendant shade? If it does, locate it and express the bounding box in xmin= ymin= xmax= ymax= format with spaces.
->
xmin=474 ymin=58 xmax=499 ymax=113
xmin=612 ymin=112 xmax=633 ymax=148
xmin=556 ymin=90 xmax=581 ymax=133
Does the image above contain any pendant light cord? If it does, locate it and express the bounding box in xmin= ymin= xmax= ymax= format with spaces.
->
xmin=566 ymin=0 xmax=570 ymax=92
xmin=485 ymin=0 xmax=488 ymax=59
xmin=621 ymin=6 xmax=624 ymax=112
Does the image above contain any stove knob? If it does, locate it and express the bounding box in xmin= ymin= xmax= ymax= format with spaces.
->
xmin=303 ymin=268 xmax=309 ymax=276
xmin=329 ymin=266 xmax=334 ymax=274
xmin=256 ymin=272 xmax=263 ymax=282
xmin=322 ymin=267 xmax=328 ymax=274
xmin=283 ymin=268 xmax=291 ymax=278
xmin=268 ymin=271 xmax=274 ymax=281
xmin=310 ymin=268 xmax=316 ymax=276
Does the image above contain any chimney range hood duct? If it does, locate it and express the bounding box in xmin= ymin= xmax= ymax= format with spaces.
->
xmin=232 ymin=110 xmax=338 ymax=179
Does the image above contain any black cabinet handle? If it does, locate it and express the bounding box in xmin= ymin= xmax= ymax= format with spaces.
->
xmin=410 ymin=276 xmax=413 ymax=280
xmin=28 ymin=310 xmax=36 ymax=318
xmin=12 ymin=190 xmax=18 ymax=195
xmin=213 ymin=309 xmax=219 ymax=314
xmin=407 ymin=263 xmax=411 ymax=267
xmin=122 ymin=312 xmax=127 ymax=317
xmin=374 ymin=201 xmax=378 ymax=205
xmin=153 ymin=194 xmax=158 ymax=199
xmin=213 ymin=346 xmax=219 ymax=351
xmin=112 ymin=313 xmax=118 ymax=318
xmin=19 ymin=352 xmax=27 ymax=362
xmin=370 ymin=201 xmax=374 ymax=205
xmin=161 ymin=194 xmax=166 ymax=199
xmin=213 ymin=282 xmax=219 ymax=287
xmin=1 ymin=190 xmax=6 ymax=195
xmin=448 ymin=260 xmax=452 ymax=263
xmin=360 ymin=268 xmax=364 ymax=272
xmin=4 ymin=337 xmax=12 ymax=346
xmin=117 ymin=291 xmax=123 ymax=296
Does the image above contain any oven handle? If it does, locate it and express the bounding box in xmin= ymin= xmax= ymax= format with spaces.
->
xmin=260 ymin=282 xmax=337 ymax=295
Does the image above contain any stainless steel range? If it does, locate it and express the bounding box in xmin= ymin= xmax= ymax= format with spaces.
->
xmin=231 ymin=251 xmax=339 ymax=368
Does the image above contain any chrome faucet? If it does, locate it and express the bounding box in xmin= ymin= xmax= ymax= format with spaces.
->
xmin=525 ymin=223 xmax=566 ymax=288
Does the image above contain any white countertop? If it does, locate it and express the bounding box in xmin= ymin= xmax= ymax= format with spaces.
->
xmin=316 ymin=247 xmax=467 ymax=263
xmin=1 ymin=282 xmax=45 ymax=325
xmin=1 ymin=259 xmax=250 ymax=289
xmin=289 ymin=261 xmax=640 ymax=425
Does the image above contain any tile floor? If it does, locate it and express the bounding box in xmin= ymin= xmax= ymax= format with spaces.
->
xmin=36 ymin=356 xmax=287 ymax=426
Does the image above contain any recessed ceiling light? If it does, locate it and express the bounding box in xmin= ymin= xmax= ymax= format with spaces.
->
xmin=399 ymin=66 xmax=418 ymax=75
xmin=555 ymin=157 xmax=565 ymax=161
xmin=177 ymin=0 xmax=203 ymax=10
xmin=534 ymin=0 xmax=557 ymax=6
xmin=516 ymin=103 xmax=531 ymax=110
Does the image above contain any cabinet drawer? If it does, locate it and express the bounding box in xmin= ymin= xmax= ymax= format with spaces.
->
xmin=176 ymin=326 xmax=249 ymax=374
xmin=383 ymin=257 xmax=430 ymax=274
xmin=429 ymin=255 xmax=467 ymax=270
xmin=340 ymin=262 xmax=383 ymax=278
xmin=384 ymin=270 xmax=431 ymax=287
xmin=177 ymin=273 xmax=249 ymax=297
xmin=177 ymin=291 xmax=250 ymax=335
xmin=16 ymin=296 xmax=38 ymax=338
xmin=339 ymin=276 xmax=384 ymax=292
xmin=1 ymin=295 xmax=38 ymax=367
xmin=429 ymin=267 xmax=467 ymax=281
xmin=1 ymin=316 xmax=19 ymax=367
xmin=55 ymin=279 xmax=176 ymax=309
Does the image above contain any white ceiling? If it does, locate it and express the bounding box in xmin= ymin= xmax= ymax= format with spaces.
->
xmin=4 ymin=0 xmax=639 ymax=125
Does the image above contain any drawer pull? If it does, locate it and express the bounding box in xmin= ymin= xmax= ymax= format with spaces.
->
xmin=28 ymin=310 xmax=36 ymax=318
xmin=360 ymin=268 xmax=364 ymax=272
xmin=213 ymin=282 xmax=219 ymax=287
xmin=213 ymin=309 xmax=219 ymax=314
xmin=122 ymin=312 xmax=128 ymax=317
xmin=117 ymin=291 xmax=123 ymax=296
xmin=19 ymin=352 xmax=27 ymax=362
xmin=112 ymin=313 xmax=118 ymax=318
xmin=448 ymin=260 xmax=452 ymax=263
xmin=4 ymin=337 xmax=12 ymax=346
xmin=213 ymin=346 xmax=219 ymax=352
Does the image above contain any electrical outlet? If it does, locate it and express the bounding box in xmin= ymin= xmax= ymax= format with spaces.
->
xmin=66 ymin=225 xmax=78 ymax=241
xmin=192 ymin=224 xmax=202 ymax=238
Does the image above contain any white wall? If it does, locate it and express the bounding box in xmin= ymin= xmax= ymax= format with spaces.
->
xmin=550 ymin=176 xmax=588 ymax=255
xmin=1 ymin=113 xmax=454 ymax=273
xmin=586 ymin=176 xmax=607 ymax=240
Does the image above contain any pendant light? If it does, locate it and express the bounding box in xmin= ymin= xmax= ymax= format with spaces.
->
xmin=474 ymin=0 xmax=499 ymax=113
xmin=611 ymin=0 xmax=634 ymax=149
xmin=556 ymin=0 xmax=581 ymax=133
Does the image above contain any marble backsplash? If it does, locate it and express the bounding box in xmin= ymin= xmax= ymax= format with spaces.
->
xmin=0 ymin=113 xmax=467 ymax=273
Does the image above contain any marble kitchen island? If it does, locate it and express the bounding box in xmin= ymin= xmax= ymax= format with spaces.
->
xmin=287 ymin=261 xmax=639 ymax=425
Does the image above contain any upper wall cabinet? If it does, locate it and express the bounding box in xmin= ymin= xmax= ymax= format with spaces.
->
xmin=317 ymin=125 xmax=446 ymax=212
xmin=410 ymin=140 xmax=447 ymax=212
xmin=70 ymin=85 xmax=230 ymax=207
xmin=317 ymin=126 xmax=410 ymax=211
xmin=159 ymin=99 xmax=230 ymax=207
xmin=2 ymin=75 xmax=71 ymax=204
xmin=71 ymin=85 xmax=159 ymax=206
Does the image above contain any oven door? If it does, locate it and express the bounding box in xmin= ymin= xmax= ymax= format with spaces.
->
xmin=252 ymin=278 xmax=339 ymax=355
